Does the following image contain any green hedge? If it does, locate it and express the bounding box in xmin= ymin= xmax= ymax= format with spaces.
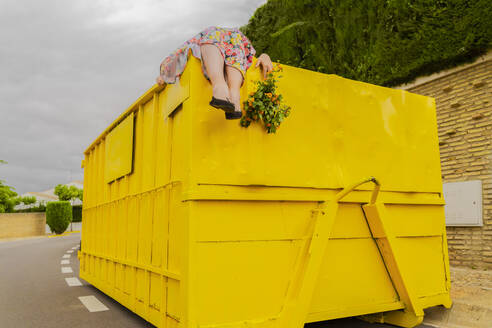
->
xmin=17 ymin=204 xmax=82 ymax=223
xmin=46 ymin=201 xmax=72 ymax=234
xmin=242 ymin=0 xmax=492 ymax=86
xmin=16 ymin=204 xmax=46 ymax=213
xmin=72 ymin=205 xmax=82 ymax=222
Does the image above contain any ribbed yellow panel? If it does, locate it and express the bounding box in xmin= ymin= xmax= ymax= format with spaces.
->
xmin=80 ymin=55 xmax=451 ymax=328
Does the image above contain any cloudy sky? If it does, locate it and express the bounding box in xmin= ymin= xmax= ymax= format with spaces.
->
xmin=0 ymin=0 xmax=266 ymax=194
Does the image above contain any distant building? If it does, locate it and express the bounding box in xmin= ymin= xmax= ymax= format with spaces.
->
xmin=16 ymin=180 xmax=83 ymax=210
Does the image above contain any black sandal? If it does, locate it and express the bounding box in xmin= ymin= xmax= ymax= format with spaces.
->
xmin=225 ymin=111 xmax=242 ymax=120
xmin=210 ymin=97 xmax=235 ymax=113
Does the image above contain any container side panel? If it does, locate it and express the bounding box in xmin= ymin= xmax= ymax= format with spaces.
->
xmin=104 ymin=113 xmax=134 ymax=184
xmin=142 ymin=99 xmax=156 ymax=191
xmin=310 ymin=238 xmax=400 ymax=314
xmin=167 ymin=279 xmax=180 ymax=322
xmin=152 ymin=188 xmax=169 ymax=268
xmin=137 ymin=192 xmax=153 ymax=266
xmin=330 ymin=203 xmax=373 ymax=239
xmin=88 ymin=149 xmax=96 ymax=208
xmin=135 ymin=268 xmax=150 ymax=318
xmin=155 ymin=96 xmax=171 ymax=187
xmin=167 ymin=184 xmax=187 ymax=322
xmin=80 ymin=81 xmax=191 ymax=325
xmin=396 ymin=236 xmax=447 ymax=297
xmin=148 ymin=272 xmax=164 ymax=326
xmin=94 ymin=143 xmax=102 ymax=203
xmin=195 ymin=240 xmax=300 ymax=324
xmin=100 ymin=203 xmax=107 ymax=256
xmin=109 ymin=201 xmax=117 ymax=258
xmin=385 ymin=204 xmax=445 ymax=237
xmin=191 ymin=200 xmax=402 ymax=325
xmin=82 ymin=153 xmax=89 ymax=204
xmin=195 ymin=201 xmax=314 ymax=242
xmin=169 ymin=184 xmax=185 ymax=272
xmin=129 ymin=106 xmax=144 ymax=195
xmin=189 ymin=57 xmax=441 ymax=193
xmin=116 ymin=199 xmax=128 ymax=260
xmin=169 ymin=105 xmax=186 ymax=183
xmin=126 ymin=197 xmax=138 ymax=262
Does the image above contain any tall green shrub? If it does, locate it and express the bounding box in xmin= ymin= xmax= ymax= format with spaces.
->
xmin=242 ymin=0 xmax=492 ymax=86
xmin=46 ymin=201 xmax=72 ymax=234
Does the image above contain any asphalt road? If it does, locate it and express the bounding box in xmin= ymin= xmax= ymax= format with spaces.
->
xmin=0 ymin=233 xmax=434 ymax=328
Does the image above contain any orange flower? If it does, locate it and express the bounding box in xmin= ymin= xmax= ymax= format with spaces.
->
xmin=266 ymin=123 xmax=271 ymax=127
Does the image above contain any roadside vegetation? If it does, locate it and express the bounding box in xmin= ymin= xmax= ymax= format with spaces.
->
xmin=242 ymin=0 xmax=492 ymax=86
xmin=0 ymin=161 xmax=38 ymax=213
xmin=46 ymin=201 xmax=72 ymax=234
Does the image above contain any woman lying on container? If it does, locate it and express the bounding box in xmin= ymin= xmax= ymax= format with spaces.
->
xmin=156 ymin=26 xmax=273 ymax=120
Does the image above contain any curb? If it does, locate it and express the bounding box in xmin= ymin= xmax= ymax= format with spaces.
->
xmin=47 ymin=231 xmax=81 ymax=238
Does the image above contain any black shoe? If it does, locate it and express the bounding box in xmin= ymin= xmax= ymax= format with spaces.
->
xmin=225 ymin=111 xmax=242 ymax=120
xmin=210 ymin=97 xmax=235 ymax=113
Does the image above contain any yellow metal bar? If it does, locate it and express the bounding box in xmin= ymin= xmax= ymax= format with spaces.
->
xmin=333 ymin=176 xmax=380 ymax=203
xmin=79 ymin=251 xmax=181 ymax=281
xmin=184 ymin=185 xmax=444 ymax=205
xmin=362 ymin=202 xmax=425 ymax=327
xmin=280 ymin=177 xmax=381 ymax=327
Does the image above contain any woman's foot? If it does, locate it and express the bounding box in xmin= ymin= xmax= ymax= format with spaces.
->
xmin=224 ymin=65 xmax=243 ymax=120
xmin=225 ymin=111 xmax=242 ymax=120
xmin=210 ymin=82 xmax=235 ymax=112
xmin=228 ymin=88 xmax=242 ymax=115
xmin=225 ymin=103 xmax=242 ymax=120
xmin=212 ymin=83 xmax=230 ymax=102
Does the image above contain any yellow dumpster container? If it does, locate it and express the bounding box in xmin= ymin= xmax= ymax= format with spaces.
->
xmin=79 ymin=55 xmax=452 ymax=328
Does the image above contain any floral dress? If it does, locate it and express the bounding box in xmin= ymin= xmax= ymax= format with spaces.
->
xmin=159 ymin=26 xmax=256 ymax=84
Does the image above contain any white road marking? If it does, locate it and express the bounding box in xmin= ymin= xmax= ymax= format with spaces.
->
xmin=71 ymin=246 xmax=78 ymax=250
xmin=61 ymin=267 xmax=73 ymax=273
xmin=62 ymin=254 xmax=70 ymax=258
xmin=65 ymin=277 xmax=82 ymax=287
xmin=61 ymin=259 xmax=70 ymax=265
xmin=78 ymin=296 xmax=109 ymax=312
xmin=67 ymin=250 xmax=74 ymax=253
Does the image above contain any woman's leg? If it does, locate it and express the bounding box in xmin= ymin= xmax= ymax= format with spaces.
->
xmin=200 ymin=44 xmax=229 ymax=100
xmin=225 ymin=66 xmax=243 ymax=112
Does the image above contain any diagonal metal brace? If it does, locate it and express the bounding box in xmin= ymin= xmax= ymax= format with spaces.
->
xmin=279 ymin=177 xmax=381 ymax=328
xmin=362 ymin=201 xmax=424 ymax=326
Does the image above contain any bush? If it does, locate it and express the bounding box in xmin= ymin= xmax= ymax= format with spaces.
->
xmin=16 ymin=204 xmax=46 ymax=213
xmin=46 ymin=201 xmax=72 ymax=234
xmin=72 ymin=205 xmax=82 ymax=222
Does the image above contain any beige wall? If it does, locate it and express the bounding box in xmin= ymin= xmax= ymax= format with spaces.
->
xmin=0 ymin=213 xmax=46 ymax=239
xmin=403 ymin=56 xmax=491 ymax=269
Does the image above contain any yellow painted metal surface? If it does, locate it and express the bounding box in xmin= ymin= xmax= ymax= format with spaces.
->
xmin=79 ymin=55 xmax=451 ymax=328
xmin=104 ymin=112 xmax=134 ymax=183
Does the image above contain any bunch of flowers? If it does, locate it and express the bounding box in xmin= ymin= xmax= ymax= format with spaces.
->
xmin=240 ymin=64 xmax=291 ymax=134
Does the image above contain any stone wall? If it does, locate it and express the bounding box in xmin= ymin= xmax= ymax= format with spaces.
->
xmin=0 ymin=212 xmax=46 ymax=239
xmin=402 ymin=54 xmax=491 ymax=269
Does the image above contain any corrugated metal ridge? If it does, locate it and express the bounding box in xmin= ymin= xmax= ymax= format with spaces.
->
xmin=84 ymin=83 xmax=165 ymax=155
